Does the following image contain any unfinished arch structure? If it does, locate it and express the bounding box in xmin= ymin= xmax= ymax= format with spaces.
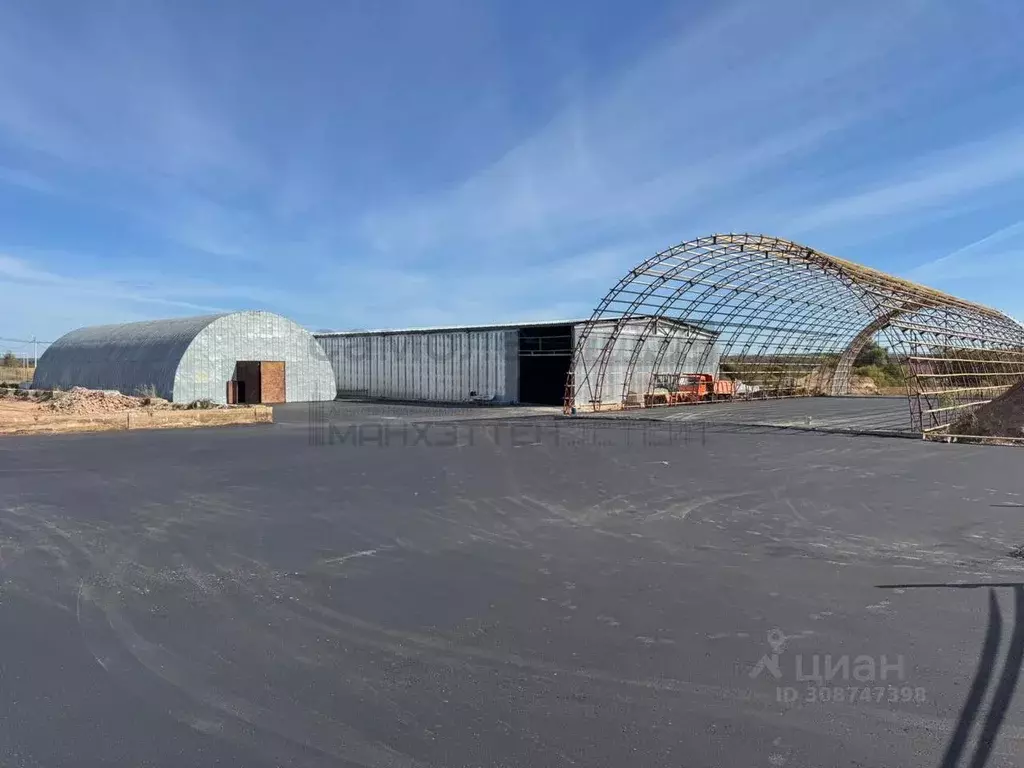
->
xmin=566 ymin=234 xmax=1024 ymax=434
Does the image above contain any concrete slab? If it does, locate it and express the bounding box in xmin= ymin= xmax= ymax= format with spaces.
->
xmin=584 ymin=395 xmax=914 ymax=434
xmin=1 ymin=418 xmax=1023 ymax=766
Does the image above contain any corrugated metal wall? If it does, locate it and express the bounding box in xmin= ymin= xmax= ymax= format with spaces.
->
xmin=176 ymin=311 xmax=336 ymax=404
xmin=316 ymin=329 xmax=519 ymax=403
xmin=572 ymin=320 xmax=721 ymax=408
xmin=33 ymin=314 xmax=228 ymax=399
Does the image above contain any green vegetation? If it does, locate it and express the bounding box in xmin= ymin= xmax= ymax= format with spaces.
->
xmin=852 ymin=342 xmax=904 ymax=390
xmin=854 ymin=342 xmax=889 ymax=368
xmin=720 ymin=345 xmax=911 ymax=392
xmin=855 ymin=363 xmax=904 ymax=389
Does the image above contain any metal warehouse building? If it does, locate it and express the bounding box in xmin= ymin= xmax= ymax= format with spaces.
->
xmin=34 ymin=310 xmax=337 ymax=404
xmin=315 ymin=317 xmax=720 ymax=408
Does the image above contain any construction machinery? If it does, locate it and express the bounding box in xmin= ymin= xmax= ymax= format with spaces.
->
xmin=644 ymin=373 xmax=735 ymax=407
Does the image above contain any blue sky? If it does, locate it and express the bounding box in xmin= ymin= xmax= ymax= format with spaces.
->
xmin=1 ymin=0 xmax=1023 ymax=350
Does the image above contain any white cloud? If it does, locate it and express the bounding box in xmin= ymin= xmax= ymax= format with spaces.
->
xmin=1 ymin=0 xmax=1024 ymax=333
xmin=0 ymin=3 xmax=269 ymax=261
xmin=0 ymin=166 xmax=59 ymax=196
xmin=0 ymin=5 xmax=256 ymax=184
xmin=0 ymin=252 xmax=305 ymax=341
xmin=907 ymin=219 xmax=1024 ymax=283
xmin=358 ymin=0 xmax=947 ymax=260
xmin=787 ymin=131 xmax=1024 ymax=233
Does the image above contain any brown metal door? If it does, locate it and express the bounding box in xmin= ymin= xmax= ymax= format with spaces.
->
xmin=260 ymin=361 xmax=286 ymax=404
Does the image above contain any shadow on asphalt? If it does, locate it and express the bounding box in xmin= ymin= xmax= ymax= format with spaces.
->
xmin=877 ymin=583 xmax=1024 ymax=768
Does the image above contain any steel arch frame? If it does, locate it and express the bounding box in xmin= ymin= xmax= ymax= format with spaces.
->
xmin=564 ymin=234 xmax=1024 ymax=434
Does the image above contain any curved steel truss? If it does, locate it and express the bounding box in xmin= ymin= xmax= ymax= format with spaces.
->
xmin=566 ymin=233 xmax=1024 ymax=434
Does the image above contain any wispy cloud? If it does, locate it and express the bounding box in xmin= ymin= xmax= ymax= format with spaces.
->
xmin=0 ymin=253 xmax=226 ymax=311
xmin=907 ymin=219 xmax=1024 ymax=283
xmin=0 ymin=2 xmax=269 ymax=264
xmin=352 ymin=0 xmax=1024 ymax=320
xmin=357 ymin=0 xmax=966 ymax=264
xmin=0 ymin=5 xmax=256 ymax=183
xmin=0 ymin=165 xmax=59 ymax=196
xmin=0 ymin=251 xmax=312 ymax=341
xmin=787 ymin=131 xmax=1024 ymax=234
xmin=2 ymin=0 xmax=1024 ymax=337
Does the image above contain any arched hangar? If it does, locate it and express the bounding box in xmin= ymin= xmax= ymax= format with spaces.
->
xmin=33 ymin=310 xmax=336 ymax=404
xmin=568 ymin=234 xmax=1024 ymax=434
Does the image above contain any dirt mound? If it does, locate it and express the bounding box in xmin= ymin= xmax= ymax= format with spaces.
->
xmin=951 ymin=380 xmax=1024 ymax=438
xmin=793 ymin=371 xmax=879 ymax=395
xmin=849 ymin=375 xmax=879 ymax=395
xmin=795 ymin=368 xmax=832 ymax=394
xmin=45 ymin=387 xmax=149 ymax=415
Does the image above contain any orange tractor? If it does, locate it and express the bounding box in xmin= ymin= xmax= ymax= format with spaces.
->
xmin=644 ymin=373 xmax=735 ymax=406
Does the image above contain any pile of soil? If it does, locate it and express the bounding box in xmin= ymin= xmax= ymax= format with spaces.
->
xmin=849 ymin=375 xmax=879 ymax=395
xmin=796 ymin=368 xmax=831 ymax=394
xmin=951 ymin=380 xmax=1024 ymax=438
xmin=794 ymin=371 xmax=879 ymax=395
xmin=44 ymin=387 xmax=155 ymax=415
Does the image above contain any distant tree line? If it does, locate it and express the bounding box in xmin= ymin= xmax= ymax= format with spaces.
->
xmin=1 ymin=351 xmax=32 ymax=367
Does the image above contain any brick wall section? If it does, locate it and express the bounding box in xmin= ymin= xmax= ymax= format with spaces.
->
xmin=260 ymin=361 xmax=286 ymax=404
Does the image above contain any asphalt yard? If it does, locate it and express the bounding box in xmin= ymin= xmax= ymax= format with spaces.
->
xmin=1 ymin=405 xmax=1023 ymax=767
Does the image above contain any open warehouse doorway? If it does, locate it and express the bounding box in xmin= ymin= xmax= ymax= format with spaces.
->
xmin=518 ymin=324 xmax=573 ymax=405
